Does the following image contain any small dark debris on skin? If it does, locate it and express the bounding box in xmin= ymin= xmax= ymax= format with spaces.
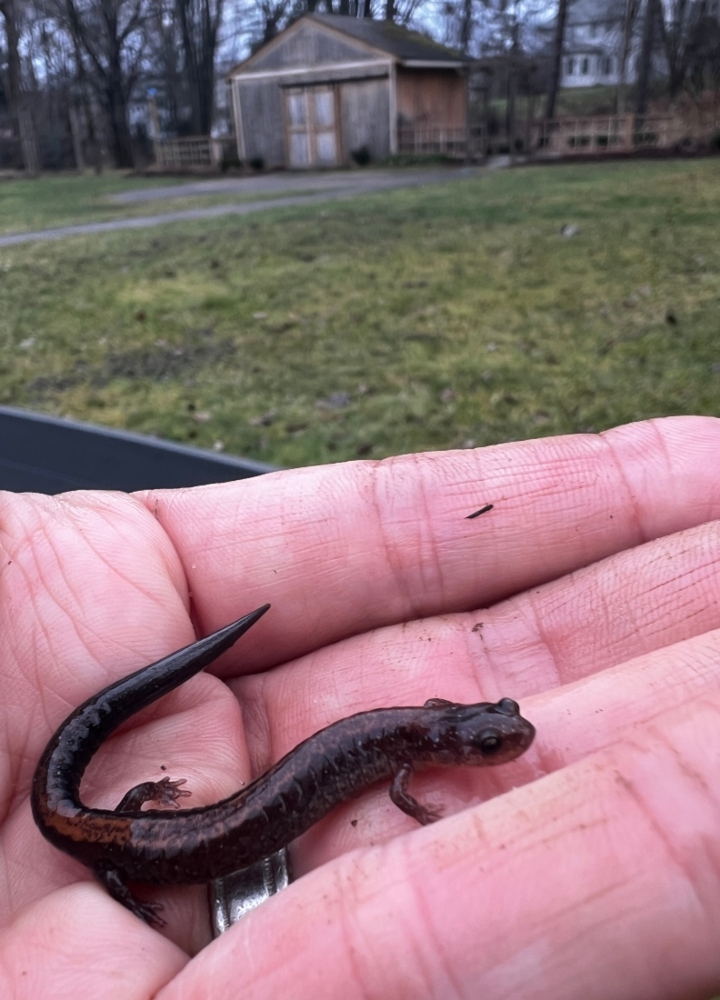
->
xmin=472 ymin=623 xmax=483 ymax=632
xmin=351 ymin=819 xmax=358 ymax=827
xmin=465 ymin=504 xmax=493 ymax=520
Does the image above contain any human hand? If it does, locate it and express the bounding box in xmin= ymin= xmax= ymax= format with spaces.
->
xmin=2 ymin=415 xmax=720 ymax=999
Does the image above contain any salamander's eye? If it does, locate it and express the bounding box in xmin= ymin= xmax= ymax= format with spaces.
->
xmin=478 ymin=731 xmax=503 ymax=754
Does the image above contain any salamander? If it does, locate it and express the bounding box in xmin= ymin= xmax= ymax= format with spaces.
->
xmin=31 ymin=603 xmax=535 ymax=927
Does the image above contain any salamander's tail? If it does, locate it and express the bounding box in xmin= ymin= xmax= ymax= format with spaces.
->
xmin=32 ymin=603 xmax=272 ymax=812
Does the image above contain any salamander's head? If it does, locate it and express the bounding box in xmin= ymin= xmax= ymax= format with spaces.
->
xmin=426 ymin=697 xmax=535 ymax=766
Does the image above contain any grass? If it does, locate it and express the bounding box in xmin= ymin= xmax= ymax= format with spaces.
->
xmin=0 ymin=158 xmax=718 ymax=468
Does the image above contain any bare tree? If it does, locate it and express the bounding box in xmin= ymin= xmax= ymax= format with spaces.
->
xmin=544 ymin=0 xmax=569 ymax=119
xmin=175 ymin=0 xmax=224 ymax=134
xmin=685 ymin=8 xmax=720 ymax=99
xmin=254 ymin=0 xmax=289 ymax=45
xmin=55 ymin=0 xmax=145 ymax=167
xmin=656 ymin=0 xmax=707 ymax=96
xmin=635 ymin=0 xmax=659 ymax=113
xmin=616 ymin=0 xmax=641 ymax=112
xmin=0 ymin=0 xmax=40 ymax=171
xmin=143 ymin=0 xmax=186 ymax=133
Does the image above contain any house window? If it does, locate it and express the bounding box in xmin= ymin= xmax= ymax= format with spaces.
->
xmin=581 ymin=57 xmax=589 ymax=74
xmin=590 ymin=21 xmax=597 ymax=37
xmin=566 ymin=57 xmax=575 ymax=75
xmin=603 ymin=56 xmax=613 ymax=74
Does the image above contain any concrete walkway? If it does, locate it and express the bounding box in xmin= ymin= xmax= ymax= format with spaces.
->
xmin=0 ymin=162 xmax=508 ymax=248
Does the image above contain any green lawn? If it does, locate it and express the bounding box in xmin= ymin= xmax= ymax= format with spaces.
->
xmin=0 ymin=159 xmax=718 ymax=468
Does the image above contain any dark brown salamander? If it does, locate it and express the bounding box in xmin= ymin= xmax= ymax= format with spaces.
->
xmin=32 ymin=604 xmax=535 ymax=927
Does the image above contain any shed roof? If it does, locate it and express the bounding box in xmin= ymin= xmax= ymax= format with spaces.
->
xmin=308 ymin=14 xmax=465 ymax=62
xmin=228 ymin=14 xmax=466 ymax=78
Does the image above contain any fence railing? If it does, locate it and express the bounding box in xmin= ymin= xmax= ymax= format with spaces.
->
xmin=397 ymin=125 xmax=486 ymax=158
xmin=155 ymin=136 xmax=212 ymax=168
xmin=533 ymin=114 xmax=681 ymax=155
xmin=154 ymin=136 xmax=235 ymax=170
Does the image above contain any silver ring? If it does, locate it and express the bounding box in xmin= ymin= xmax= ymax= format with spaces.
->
xmin=209 ymin=848 xmax=292 ymax=935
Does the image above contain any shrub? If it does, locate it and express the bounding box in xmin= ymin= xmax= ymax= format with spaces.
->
xmin=350 ymin=145 xmax=372 ymax=166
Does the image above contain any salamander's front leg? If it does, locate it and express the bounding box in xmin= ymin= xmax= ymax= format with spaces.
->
xmin=389 ymin=763 xmax=444 ymax=825
xmin=94 ymin=866 xmax=166 ymax=928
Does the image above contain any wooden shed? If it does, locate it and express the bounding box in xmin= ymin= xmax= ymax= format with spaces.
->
xmin=227 ymin=14 xmax=468 ymax=169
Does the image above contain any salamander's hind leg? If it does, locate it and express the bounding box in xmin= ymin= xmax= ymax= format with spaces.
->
xmin=98 ymin=777 xmax=190 ymax=927
xmin=94 ymin=866 xmax=166 ymax=928
xmin=115 ymin=776 xmax=191 ymax=812
xmin=389 ymin=763 xmax=444 ymax=826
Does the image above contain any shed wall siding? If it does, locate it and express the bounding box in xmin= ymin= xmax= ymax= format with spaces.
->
xmin=395 ymin=69 xmax=466 ymax=127
xmin=339 ymin=78 xmax=390 ymax=162
xmin=248 ymin=22 xmax=380 ymax=73
xmin=236 ymin=81 xmax=285 ymax=167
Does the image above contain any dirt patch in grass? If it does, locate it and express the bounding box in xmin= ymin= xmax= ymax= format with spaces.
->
xmin=27 ymin=331 xmax=238 ymax=395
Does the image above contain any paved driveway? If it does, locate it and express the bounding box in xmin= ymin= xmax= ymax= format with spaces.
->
xmin=0 ymin=161 xmax=509 ymax=248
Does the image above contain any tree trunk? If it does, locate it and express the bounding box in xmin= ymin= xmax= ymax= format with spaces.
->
xmin=104 ymin=65 xmax=135 ymax=167
xmin=616 ymin=0 xmax=639 ymax=112
xmin=176 ymin=0 xmax=223 ymax=135
xmin=68 ymin=104 xmax=86 ymax=170
xmin=18 ymin=109 xmax=40 ymax=174
xmin=459 ymin=0 xmax=472 ymax=53
xmin=635 ymin=0 xmax=658 ymax=114
xmin=0 ymin=0 xmax=40 ymax=173
xmin=507 ymin=24 xmax=519 ymax=160
xmin=0 ymin=0 xmax=22 ymax=114
xmin=545 ymin=0 xmax=570 ymax=120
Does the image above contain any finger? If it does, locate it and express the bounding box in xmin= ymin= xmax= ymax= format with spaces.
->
xmin=245 ymin=619 xmax=720 ymax=882
xmin=139 ymin=416 xmax=720 ymax=672
xmin=0 ymin=884 xmax=186 ymax=999
xmin=0 ymin=490 xmax=199 ymax=800
xmin=157 ymin=639 xmax=720 ymax=1000
xmin=233 ymin=517 xmax=720 ymax=778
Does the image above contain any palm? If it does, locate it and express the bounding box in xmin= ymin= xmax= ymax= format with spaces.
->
xmin=2 ymin=415 xmax=720 ymax=999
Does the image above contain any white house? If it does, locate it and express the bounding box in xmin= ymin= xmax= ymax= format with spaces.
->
xmin=538 ymin=0 xmax=671 ymax=90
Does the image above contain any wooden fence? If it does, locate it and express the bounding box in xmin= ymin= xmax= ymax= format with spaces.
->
xmin=397 ymin=125 xmax=486 ymax=159
xmin=533 ymin=114 xmax=683 ymax=156
xmin=154 ymin=136 xmax=235 ymax=170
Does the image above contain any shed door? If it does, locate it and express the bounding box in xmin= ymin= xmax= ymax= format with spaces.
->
xmin=286 ymin=87 xmax=338 ymax=168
